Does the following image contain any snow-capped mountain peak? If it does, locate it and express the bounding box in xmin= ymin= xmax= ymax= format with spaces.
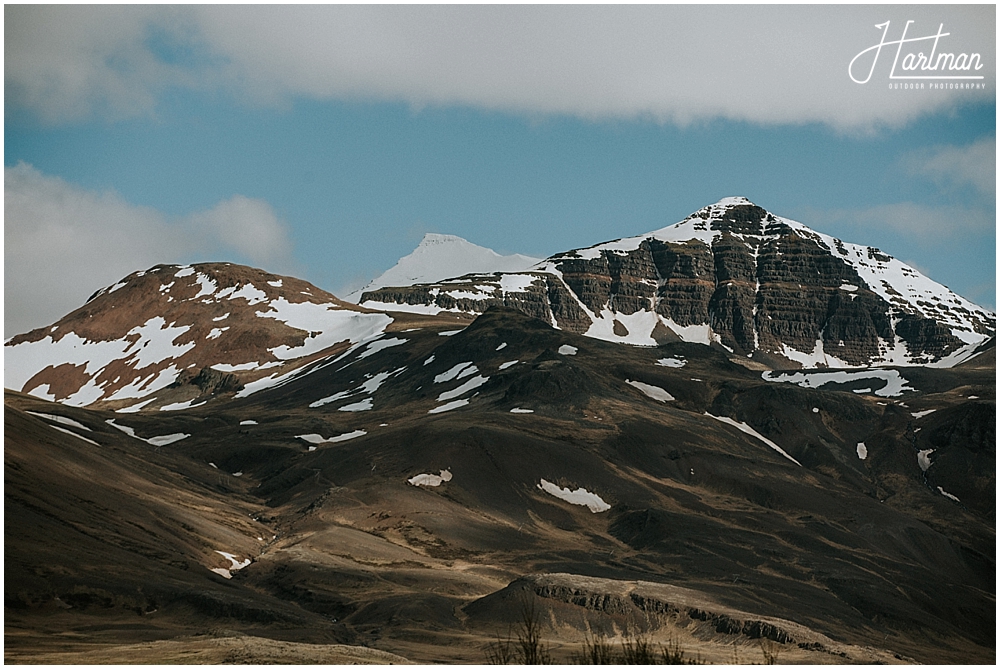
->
xmin=345 ymin=233 xmax=541 ymax=303
xmin=360 ymin=198 xmax=995 ymax=368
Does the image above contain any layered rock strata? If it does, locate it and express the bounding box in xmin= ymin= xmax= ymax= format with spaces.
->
xmin=361 ymin=198 xmax=994 ymax=367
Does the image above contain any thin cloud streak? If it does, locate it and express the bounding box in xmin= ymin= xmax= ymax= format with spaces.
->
xmin=804 ymin=201 xmax=995 ymax=245
xmin=901 ymin=137 xmax=996 ymax=198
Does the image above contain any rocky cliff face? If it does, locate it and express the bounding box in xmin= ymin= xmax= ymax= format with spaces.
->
xmin=361 ymin=198 xmax=994 ymax=368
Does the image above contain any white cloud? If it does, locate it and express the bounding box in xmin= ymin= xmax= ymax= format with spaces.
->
xmin=805 ymin=201 xmax=995 ymax=245
xmin=902 ymin=137 xmax=996 ymax=197
xmin=188 ymin=195 xmax=293 ymax=266
xmin=6 ymin=6 xmax=994 ymax=131
xmin=3 ymin=6 xmax=198 ymax=123
xmin=4 ymin=163 xmax=295 ymax=337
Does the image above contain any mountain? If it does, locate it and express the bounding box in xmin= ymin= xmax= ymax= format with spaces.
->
xmin=2 ymin=200 xmax=995 ymax=663
xmin=3 ymin=262 xmax=471 ymax=411
xmin=5 ymin=306 xmax=994 ymax=663
xmin=360 ymin=198 xmax=995 ymax=368
xmin=345 ymin=233 xmax=541 ymax=303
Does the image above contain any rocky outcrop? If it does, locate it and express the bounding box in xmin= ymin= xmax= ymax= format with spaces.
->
xmin=466 ymin=573 xmax=801 ymax=644
xmin=361 ymin=198 xmax=994 ymax=368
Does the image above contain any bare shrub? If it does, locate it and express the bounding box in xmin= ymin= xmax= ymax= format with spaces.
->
xmin=760 ymin=638 xmax=780 ymax=665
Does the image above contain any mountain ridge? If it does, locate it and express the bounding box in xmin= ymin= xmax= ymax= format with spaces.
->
xmin=360 ymin=197 xmax=994 ymax=368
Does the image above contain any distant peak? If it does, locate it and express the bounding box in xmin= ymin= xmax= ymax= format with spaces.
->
xmin=419 ymin=233 xmax=470 ymax=246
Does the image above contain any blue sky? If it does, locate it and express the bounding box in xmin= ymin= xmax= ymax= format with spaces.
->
xmin=5 ymin=5 xmax=996 ymax=336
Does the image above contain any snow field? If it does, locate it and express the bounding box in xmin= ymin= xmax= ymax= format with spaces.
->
xmin=762 ymin=369 xmax=914 ymax=398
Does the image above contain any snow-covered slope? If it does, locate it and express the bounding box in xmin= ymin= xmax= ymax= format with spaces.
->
xmin=4 ymin=263 xmax=394 ymax=409
xmin=359 ymin=198 xmax=995 ymax=368
xmin=346 ymin=233 xmax=541 ymax=303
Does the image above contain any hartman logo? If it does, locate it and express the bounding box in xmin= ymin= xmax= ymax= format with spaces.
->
xmin=849 ymin=20 xmax=986 ymax=85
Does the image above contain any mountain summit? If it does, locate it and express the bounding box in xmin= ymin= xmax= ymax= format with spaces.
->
xmin=345 ymin=233 xmax=541 ymax=303
xmin=360 ymin=198 xmax=994 ymax=368
xmin=4 ymin=263 xmax=397 ymax=409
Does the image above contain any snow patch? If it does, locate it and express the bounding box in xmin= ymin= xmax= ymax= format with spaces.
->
xmin=537 ymin=479 xmax=610 ymax=513
xmin=625 ymin=379 xmax=675 ymax=402
xmin=159 ymin=399 xmax=207 ymax=411
xmin=105 ymin=419 xmax=189 ymax=446
xmin=296 ymin=430 xmax=367 ymax=445
xmin=762 ymin=369 xmax=914 ymax=398
xmin=656 ymin=357 xmax=686 ymax=368
xmin=911 ymin=409 xmax=936 ymax=419
xmin=917 ymin=449 xmax=934 ymax=472
xmin=147 ymin=433 xmax=190 ymax=446
xmin=498 ymin=360 xmax=519 ymax=370
xmin=193 ymin=273 xmax=217 ymax=298
xmin=498 ymin=274 xmax=537 ymax=293
xmin=25 ymin=411 xmax=91 ymax=431
xmin=437 ymin=375 xmax=489 ymax=402
xmin=357 ymin=337 xmax=407 ymax=359
xmin=48 ymin=424 xmax=101 ymax=446
xmin=258 ymin=299 xmax=392 ymax=361
xmin=780 ymin=339 xmax=852 ymax=369
xmin=857 ymin=443 xmax=868 ymax=460
xmin=937 ymin=486 xmax=960 ymax=502
xmin=558 ymin=345 xmax=578 ymax=355
xmin=435 ymin=362 xmax=475 ymax=384
xmin=510 ymin=407 xmax=534 ymax=414
xmin=496 ymin=342 xmax=507 ymax=351
xmin=240 ymin=420 xmax=258 ymax=425
xmin=705 ymin=413 xmax=801 ymax=466
xmin=408 ymin=469 xmax=453 ymax=487
xmin=220 ymin=283 xmax=268 ymax=305
xmin=338 ymin=398 xmax=373 ymax=412
xmin=428 ymin=399 xmax=469 ymax=414
xmin=211 ymin=362 xmax=259 ymax=372
xmin=211 ymin=550 xmax=250 ymax=579
xmin=116 ymin=398 xmax=157 ymax=413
